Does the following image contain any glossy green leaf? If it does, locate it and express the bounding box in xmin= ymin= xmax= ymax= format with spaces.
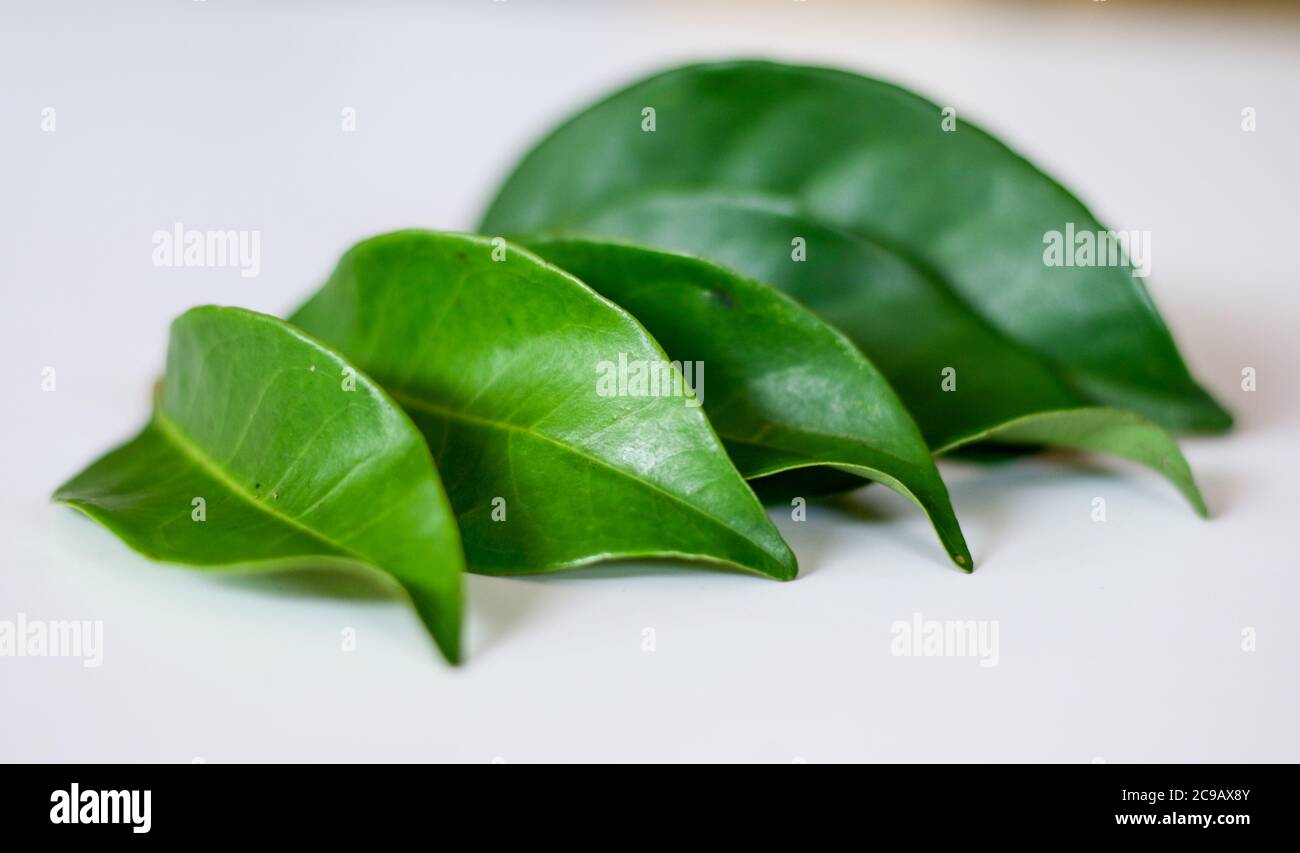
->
xmin=522 ymin=235 xmax=973 ymax=569
xmin=561 ymin=192 xmax=1206 ymax=516
xmin=289 ymin=230 xmax=797 ymax=580
xmin=480 ymin=59 xmax=1230 ymax=434
xmin=54 ymin=307 xmax=465 ymax=662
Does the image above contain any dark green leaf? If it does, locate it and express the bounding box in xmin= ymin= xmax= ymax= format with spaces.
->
xmin=289 ymin=230 xmax=797 ymax=580
xmin=522 ymin=236 xmax=972 ymax=568
xmin=480 ymin=59 xmax=1229 ymax=434
xmin=562 ymin=193 xmax=1206 ymax=516
xmin=54 ymin=307 xmax=465 ymax=662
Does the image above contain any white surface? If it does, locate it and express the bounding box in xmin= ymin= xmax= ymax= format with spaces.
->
xmin=1 ymin=0 xmax=1298 ymax=763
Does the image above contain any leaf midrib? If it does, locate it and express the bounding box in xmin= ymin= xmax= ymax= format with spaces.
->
xmin=524 ymin=239 xmax=936 ymax=471
xmin=384 ymin=387 xmax=782 ymax=565
xmin=589 ymin=189 xmax=1091 ymax=404
xmin=152 ymin=408 xmax=370 ymax=567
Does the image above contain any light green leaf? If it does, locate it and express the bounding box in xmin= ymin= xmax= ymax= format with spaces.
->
xmin=55 ymin=307 xmax=466 ymax=662
xmin=289 ymin=230 xmax=797 ymax=579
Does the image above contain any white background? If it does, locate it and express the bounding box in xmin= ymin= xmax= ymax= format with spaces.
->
xmin=2 ymin=0 xmax=1297 ymax=762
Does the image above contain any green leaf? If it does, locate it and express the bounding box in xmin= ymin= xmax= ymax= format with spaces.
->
xmin=559 ymin=192 xmax=1207 ymax=517
xmin=54 ymin=306 xmax=465 ymax=662
xmin=480 ymin=59 xmax=1229 ymax=434
xmin=956 ymin=407 xmax=1206 ymax=517
xmin=289 ymin=230 xmax=797 ymax=580
xmin=522 ymin=236 xmax=973 ymax=569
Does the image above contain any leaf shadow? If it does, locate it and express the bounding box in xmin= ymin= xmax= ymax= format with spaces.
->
xmin=1026 ymin=448 xmax=1219 ymax=515
xmin=811 ymin=486 xmax=967 ymax=573
xmin=505 ymin=556 xmax=776 ymax=582
xmin=465 ymin=574 xmax=544 ymax=661
xmin=465 ymin=555 xmax=796 ymax=660
xmin=938 ymin=448 xmax=1232 ymax=564
xmin=215 ymin=567 xmax=399 ymax=602
xmin=1160 ymin=285 xmax=1285 ymax=432
xmin=212 ymin=562 xmax=551 ymax=664
xmin=1190 ymin=467 xmax=1237 ymax=519
xmin=768 ymin=511 xmax=838 ymax=576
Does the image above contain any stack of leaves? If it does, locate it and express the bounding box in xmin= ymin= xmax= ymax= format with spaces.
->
xmin=56 ymin=61 xmax=1230 ymax=664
